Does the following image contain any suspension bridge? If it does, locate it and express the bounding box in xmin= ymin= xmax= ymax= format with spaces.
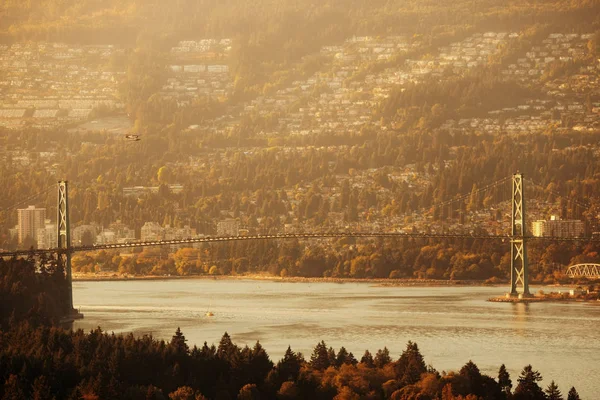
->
xmin=1 ymin=173 xmax=598 ymax=318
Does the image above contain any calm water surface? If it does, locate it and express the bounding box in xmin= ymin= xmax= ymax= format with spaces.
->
xmin=73 ymin=279 xmax=600 ymax=398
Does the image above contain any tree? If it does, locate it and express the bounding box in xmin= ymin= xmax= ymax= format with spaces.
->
xmin=467 ymin=184 xmax=479 ymax=211
xmin=217 ymin=332 xmax=239 ymax=365
xmin=170 ymin=327 xmax=189 ymax=354
xmin=459 ymin=360 xmax=483 ymax=397
xmin=157 ymin=166 xmax=172 ymax=184
xmin=360 ymin=350 xmax=375 ymax=368
xmin=374 ymin=347 xmax=391 ymax=368
xmin=514 ymin=365 xmax=545 ymax=400
xmin=32 ymin=376 xmax=53 ymax=400
xmin=81 ymin=230 xmax=94 ymax=247
xmin=498 ymin=364 xmax=512 ymax=397
xmin=237 ymin=384 xmax=259 ymax=400
xmin=327 ymin=347 xmax=337 ymax=367
xmin=567 ymin=387 xmax=580 ymax=400
xmin=335 ymin=347 xmax=349 ymax=367
xmin=545 ymin=381 xmax=563 ymax=400
xmin=278 ymin=381 xmax=299 ymax=399
xmin=395 ymin=341 xmax=427 ymax=386
xmin=249 ymin=341 xmax=274 ymax=383
xmin=309 ymin=341 xmax=330 ymax=371
xmin=3 ymin=374 xmax=26 ymax=400
xmin=169 ymin=386 xmax=206 ymax=400
xmin=334 ymin=386 xmax=360 ymax=400
xmin=277 ymin=346 xmax=303 ymax=381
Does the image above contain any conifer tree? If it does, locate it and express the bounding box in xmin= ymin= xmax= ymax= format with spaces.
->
xmin=545 ymin=380 xmax=563 ymax=400
xmin=360 ymin=350 xmax=375 ymax=368
xmin=277 ymin=346 xmax=303 ymax=381
xmin=217 ymin=331 xmax=240 ymax=366
xmin=374 ymin=347 xmax=391 ymax=368
xmin=567 ymin=387 xmax=580 ymax=400
xmin=336 ymin=346 xmax=349 ymax=367
xmin=171 ymin=327 xmax=189 ymax=354
xmin=498 ymin=364 xmax=512 ymax=396
xmin=460 ymin=360 xmax=483 ymax=397
xmin=309 ymin=341 xmax=329 ymax=371
xmin=395 ymin=341 xmax=427 ymax=386
xmin=327 ymin=346 xmax=337 ymax=367
xmin=346 ymin=352 xmax=358 ymax=366
xmin=514 ymin=365 xmax=545 ymax=400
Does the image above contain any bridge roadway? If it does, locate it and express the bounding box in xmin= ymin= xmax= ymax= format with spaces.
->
xmin=1 ymin=231 xmax=599 ymax=258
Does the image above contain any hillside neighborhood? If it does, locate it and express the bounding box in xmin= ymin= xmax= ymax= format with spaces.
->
xmin=1 ymin=30 xmax=598 ymax=249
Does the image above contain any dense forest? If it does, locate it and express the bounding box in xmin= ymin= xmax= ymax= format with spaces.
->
xmin=0 ymin=256 xmax=71 ymax=329
xmin=0 ymin=258 xmax=584 ymax=399
xmin=70 ymin=238 xmax=600 ymax=285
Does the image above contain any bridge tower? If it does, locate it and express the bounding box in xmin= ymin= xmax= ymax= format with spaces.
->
xmin=57 ymin=181 xmax=74 ymax=311
xmin=509 ymin=173 xmax=531 ymax=297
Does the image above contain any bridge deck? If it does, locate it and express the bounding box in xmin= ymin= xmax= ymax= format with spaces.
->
xmin=1 ymin=232 xmax=598 ymax=258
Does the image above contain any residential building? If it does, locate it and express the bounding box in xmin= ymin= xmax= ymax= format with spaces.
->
xmin=141 ymin=222 xmax=164 ymax=241
xmin=107 ymin=220 xmax=136 ymax=242
xmin=36 ymin=220 xmax=57 ymax=249
xmin=532 ymin=215 xmax=585 ymax=238
xmin=72 ymin=224 xmax=97 ymax=246
xmin=17 ymin=205 xmax=46 ymax=244
xmin=96 ymin=230 xmax=116 ymax=245
xmin=217 ymin=219 xmax=239 ymax=236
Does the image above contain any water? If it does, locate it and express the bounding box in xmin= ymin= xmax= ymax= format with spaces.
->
xmin=73 ymin=279 xmax=600 ymax=397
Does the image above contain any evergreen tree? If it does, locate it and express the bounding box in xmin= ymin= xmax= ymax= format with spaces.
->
xmin=249 ymin=341 xmax=273 ymax=383
xmin=217 ymin=331 xmax=240 ymax=366
xmin=3 ymin=374 xmax=26 ymax=400
xmin=335 ymin=347 xmax=349 ymax=367
xmin=360 ymin=350 xmax=375 ymax=368
xmin=567 ymin=387 xmax=580 ymax=400
xmin=277 ymin=346 xmax=303 ymax=381
xmin=32 ymin=376 xmax=53 ymax=400
xmin=171 ymin=327 xmax=189 ymax=354
xmin=327 ymin=347 xmax=337 ymax=367
xmin=309 ymin=341 xmax=330 ymax=371
xmin=395 ymin=341 xmax=427 ymax=386
xmin=545 ymin=380 xmax=563 ymax=400
xmin=346 ymin=352 xmax=358 ymax=366
xmin=498 ymin=364 xmax=512 ymax=396
xmin=514 ymin=365 xmax=546 ymax=400
xmin=459 ymin=360 xmax=483 ymax=397
xmin=374 ymin=347 xmax=391 ymax=368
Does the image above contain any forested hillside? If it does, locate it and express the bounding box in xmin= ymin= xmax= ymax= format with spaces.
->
xmin=1 ymin=0 xmax=600 ymax=282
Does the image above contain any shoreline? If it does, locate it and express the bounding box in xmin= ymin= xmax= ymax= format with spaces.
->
xmin=72 ymin=273 xmax=544 ymax=287
xmin=488 ymin=295 xmax=600 ymax=304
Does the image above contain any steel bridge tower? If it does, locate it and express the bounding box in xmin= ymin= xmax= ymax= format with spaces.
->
xmin=57 ymin=181 xmax=74 ymax=312
xmin=509 ymin=173 xmax=531 ymax=297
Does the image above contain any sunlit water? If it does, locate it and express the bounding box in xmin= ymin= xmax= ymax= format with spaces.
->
xmin=73 ymin=279 xmax=600 ymax=398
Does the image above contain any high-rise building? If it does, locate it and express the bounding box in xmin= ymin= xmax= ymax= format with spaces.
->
xmin=17 ymin=205 xmax=46 ymax=245
xmin=532 ymin=215 xmax=585 ymax=238
xmin=37 ymin=220 xmax=57 ymax=249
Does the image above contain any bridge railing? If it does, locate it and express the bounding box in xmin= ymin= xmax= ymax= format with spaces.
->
xmin=2 ymin=232 xmax=600 ymax=258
